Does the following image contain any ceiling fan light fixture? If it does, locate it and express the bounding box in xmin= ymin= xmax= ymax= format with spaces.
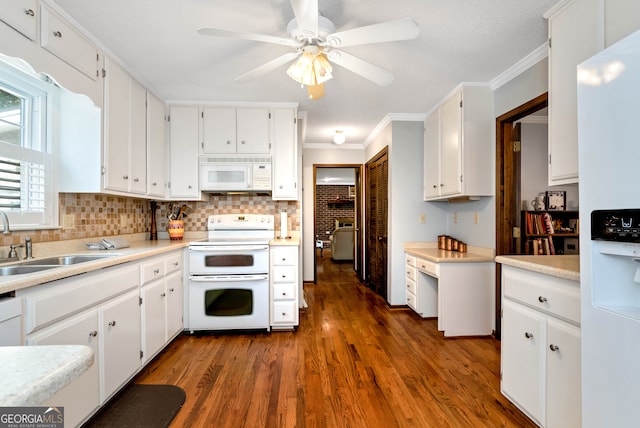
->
xmin=286 ymin=51 xmax=317 ymax=85
xmin=307 ymin=83 xmax=325 ymax=100
xmin=313 ymin=52 xmax=333 ymax=84
xmin=333 ymin=130 xmax=346 ymax=145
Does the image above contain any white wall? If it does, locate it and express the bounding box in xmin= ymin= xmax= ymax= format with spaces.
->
xmin=302 ymin=147 xmax=364 ymax=281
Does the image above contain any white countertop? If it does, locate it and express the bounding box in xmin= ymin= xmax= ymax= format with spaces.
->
xmin=270 ymin=236 xmax=300 ymax=246
xmin=404 ymin=242 xmax=495 ymax=263
xmin=495 ymin=254 xmax=580 ymax=282
xmin=0 ymin=345 xmax=94 ymax=406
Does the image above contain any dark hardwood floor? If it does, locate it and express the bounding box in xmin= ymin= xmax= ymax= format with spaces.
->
xmin=134 ymin=250 xmax=534 ymax=427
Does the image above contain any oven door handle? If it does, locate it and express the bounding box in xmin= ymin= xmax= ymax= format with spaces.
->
xmin=189 ymin=275 xmax=269 ymax=282
xmin=188 ymin=245 xmax=269 ymax=252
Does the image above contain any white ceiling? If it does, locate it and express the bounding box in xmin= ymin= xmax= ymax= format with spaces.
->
xmin=50 ymin=0 xmax=559 ymax=148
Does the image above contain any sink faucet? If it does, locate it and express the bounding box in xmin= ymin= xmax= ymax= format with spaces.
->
xmin=0 ymin=211 xmax=10 ymax=234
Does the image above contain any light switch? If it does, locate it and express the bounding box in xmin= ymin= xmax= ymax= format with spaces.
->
xmin=419 ymin=213 xmax=426 ymax=223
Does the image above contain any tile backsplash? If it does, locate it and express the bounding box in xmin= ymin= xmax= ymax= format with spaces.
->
xmin=0 ymin=193 xmax=299 ymax=248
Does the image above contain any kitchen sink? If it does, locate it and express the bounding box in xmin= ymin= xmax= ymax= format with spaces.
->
xmin=20 ymin=254 xmax=119 ymax=266
xmin=0 ymin=265 xmax=58 ymax=276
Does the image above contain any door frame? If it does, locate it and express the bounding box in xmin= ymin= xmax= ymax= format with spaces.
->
xmin=495 ymin=92 xmax=548 ymax=338
xmin=312 ymin=164 xmax=364 ymax=283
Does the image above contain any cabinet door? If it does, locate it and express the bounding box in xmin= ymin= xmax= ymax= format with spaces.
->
xmin=271 ymin=107 xmax=297 ymax=200
xmin=604 ymin=0 xmax=640 ymax=48
xmin=147 ymin=92 xmax=166 ymax=197
xmin=99 ymin=290 xmax=141 ymax=402
xmin=237 ymin=107 xmax=270 ymax=153
xmin=546 ymin=318 xmax=581 ymax=428
xmin=27 ymin=310 xmax=100 ymax=428
xmin=40 ymin=4 xmax=99 ymax=80
xmin=548 ymin=0 xmax=599 ymax=184
xmin=423 ymin=110 xmax=440 ymax=199
xmin=169 ymin=106 xmax=200 ymax=198
xmin=129 ymin=78 xmax=147 ymax=194
xmin=140 ymin=280 xmax=166 ymax=365
xmin=103 ymin=58 xmax=131 ymax=192
xmin=0 ymin=0 xmax=37 ymax=40
xmin=166 ymin=271 xmax=184 ymax=339
xmin=202 ymin=107 xmax=236 ymax=153
xmin=501 ymin=300 xmax=545 ymax=425
xmin=439 ymin=90 xmax=462 ymax=196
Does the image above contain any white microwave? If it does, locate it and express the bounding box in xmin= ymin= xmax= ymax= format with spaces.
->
xmin=199 ymin=156 xmax=272 ymax=191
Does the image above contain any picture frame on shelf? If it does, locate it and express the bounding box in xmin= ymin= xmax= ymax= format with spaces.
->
xmin=545 ymin=190 xmax=566 ymax=211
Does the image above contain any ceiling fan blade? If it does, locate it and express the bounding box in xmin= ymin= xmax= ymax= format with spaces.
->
xmin=197 ymin=27 xmax=300 ymax=48
xmin=290 ymin=0 xmax=318 ymax=37
xmin=326 ymin=18 xmax=419 ymax=48
xmin=327 ymin=50 xmax=394 ymax=86
xmin=235 ymin=52 xmax=300 ymax=83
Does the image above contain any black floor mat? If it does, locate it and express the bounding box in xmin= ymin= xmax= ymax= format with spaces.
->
xmin=83 ymin=384 xmax=185 ymax=428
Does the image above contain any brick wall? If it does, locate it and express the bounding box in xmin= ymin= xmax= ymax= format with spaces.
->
xmin=315 ymin=185 xmax=354 ymax=245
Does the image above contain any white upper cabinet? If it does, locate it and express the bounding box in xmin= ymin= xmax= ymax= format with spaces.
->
xmin=40 ymin=3 xmax=99 ymax=81
xmin=103 ymin=57 xmax=147 ymax=194
xmin=168 ymin=106 xmax=201 ymax=199
xmin=423 ymin=84 xmax=493 ymax=201
xmin=546 ymin=0 xmax=640 ymax=186
xmin=147 ymin=92 xmax=166 ymax=198
xmin=0 ymin=0 xmax=37 ymax=41
xmin=202 ymin=107 xmax=270 ymax=154
xmin=271 ymin=107 xmax=298 ymax=200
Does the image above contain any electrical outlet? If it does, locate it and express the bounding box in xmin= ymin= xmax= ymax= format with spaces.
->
xmin=63 ymin=214 xmax=75 ymax=230
xmin=120 ymin=214 xmax=127 ymax=228
xmin=474 ymin=212 xmax=480 ymax=224
xmin=453 ymin=212 xmax=458 ymax=223
xmin=419 ymin=213 xmax=426 ymax=223
xmin=325 ymin=230 xmax=331 ymax=235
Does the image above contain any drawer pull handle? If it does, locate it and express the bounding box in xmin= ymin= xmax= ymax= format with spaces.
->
xmin=281 ymin=312 xmax=287 ymax=316
xmin=524 ymin=332 xmax=533 ymax=339
xmin=123 ymin=175 xmax=129 ymax=180
xmin=226 ymin=140 xmax=232 ymax=145
xmin=53 ymin=30 xmax=62 ymax=38
xmin=549 ymin=344 xmax=560 ymax=352
xmin=169 ymin=288 xmax=175 ymax=292
xmin=282 ymin=292 xmax=287 ymax=296
xmin=161 ymin=292 xmax=166 ymax=297
xmin=108 ymin=321 xmax=116 ymax=327
xmin=134 ymin=178 xmax=140 ymax=182
xmin=538 ymin=296 xmax=548 ymax=303
xmin=25 ymin=9 xmax=35 ymax=16
xmin=89 ymin=330 xmax=97 ymax=337
xmin=173 ymin=262 xmax=179 ymax=267
xmin=154 ymin=268 xmax=160 ymax=274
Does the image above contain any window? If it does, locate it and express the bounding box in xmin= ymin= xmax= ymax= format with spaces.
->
xmin=0 ymin=57 xmax=57 ymax=229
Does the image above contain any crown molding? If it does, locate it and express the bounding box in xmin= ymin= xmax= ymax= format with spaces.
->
xmin=362 ymin=113 xmax=427 ymax=148
xmin=490 ymin=43 xmax=548 ymax=91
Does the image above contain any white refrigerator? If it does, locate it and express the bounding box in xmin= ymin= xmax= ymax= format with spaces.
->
xmin=578 ymin=28 xmax=640 ymax=427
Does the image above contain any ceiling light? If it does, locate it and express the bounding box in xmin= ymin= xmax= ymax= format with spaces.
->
xmin=286 ymin=47 xmax=333 ymax=99
xmin=333 ymin=130 xmax=345 ymax=145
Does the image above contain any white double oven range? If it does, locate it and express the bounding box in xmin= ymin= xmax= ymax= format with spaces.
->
xmin=186 ymin=214 xmax=274 ymax=333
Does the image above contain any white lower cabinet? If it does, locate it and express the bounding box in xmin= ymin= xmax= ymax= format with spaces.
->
xmin=99 ymin=289 xmax=141 ymax=402
xmin=270 ymin=245 xmax=299 ymax=329
xmin=19 ymin=248 xmax=185 ymax=427
xmin=500 ymin=264 xmax=581 ymax=428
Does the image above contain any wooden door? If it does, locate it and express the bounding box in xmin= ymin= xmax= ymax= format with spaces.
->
xmin=365 ymin=147 xmax=388 ymax=299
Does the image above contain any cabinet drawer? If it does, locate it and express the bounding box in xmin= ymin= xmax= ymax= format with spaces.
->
xmin=406 ymin=291 xmax=417 ymax=311
xmin=406 ymin=264 xmax=416 ymax=281
xmin=0 ymin=0 xmax=37 ymax=40
xmin=271 ymin=247 xmax=297 ymax=266
xmin=164 ymin=252 xmax=182 ymax=274
xmin=406 ymin=277 xmax=416 ymax=295
xmin=405 ymin=255 xmax=416 ymax=267
xmin=40 ymin=4 xmax=99 ymax=80
xmin=272 ymin=300 xmax=297 ymax=324
xmin=272 ymin=282 xmax=297 ymax=301
xmin=24 ymin=264 xmax=139 ymax=334
xmin=140 ymin=259 xmax=165 ymax=285
xmin=416 ymin=258 xmax=439 ymax=277
xmin=502 ymin=265 xmax=580 ymax=324
xmin=272 ymin=265 xmax=296 ymax=282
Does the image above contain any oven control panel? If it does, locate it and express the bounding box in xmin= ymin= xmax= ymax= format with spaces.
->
xmin=207 ymin=214 xmax=274 ymax=230
xmin=592 ymin=209 xmax=640 ymax=242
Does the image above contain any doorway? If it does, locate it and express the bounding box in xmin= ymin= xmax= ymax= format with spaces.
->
xmin=495 ymin=92 xmax=548 ymax=338
xmin=313 ymin=165 xmax=363 ymax=284
xmin=365 ymin=147 xmax=388 ymax=300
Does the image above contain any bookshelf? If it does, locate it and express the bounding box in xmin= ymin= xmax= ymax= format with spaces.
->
xmin=521 ymin=210 xmax=579 ymax=255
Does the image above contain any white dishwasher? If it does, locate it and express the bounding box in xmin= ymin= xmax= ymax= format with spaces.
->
xmin=0 ymin=296 xmax=22 ymax=345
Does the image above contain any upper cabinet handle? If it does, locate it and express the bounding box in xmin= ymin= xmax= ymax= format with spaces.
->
xmin=53 ymin=31 xmax=63 ymax=38
xmin=25 ymin=9 xmax=35 ymax=16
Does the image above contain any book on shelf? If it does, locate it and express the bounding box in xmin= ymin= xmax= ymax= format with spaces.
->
xmin=526 ymin=237 xmax=556 ymax=255
xmin=524 ymin=211 xmax=556 ymax=235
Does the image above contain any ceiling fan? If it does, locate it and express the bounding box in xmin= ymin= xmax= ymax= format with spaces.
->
xmin=197 ymin=0 xmax=419 ymax=99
